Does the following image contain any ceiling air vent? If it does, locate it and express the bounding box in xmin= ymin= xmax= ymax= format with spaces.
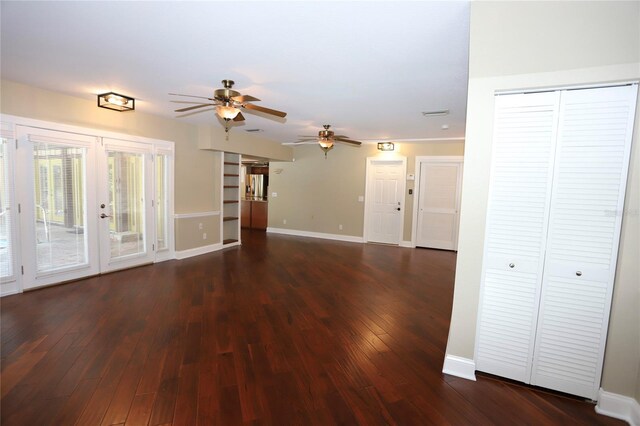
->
xmin=245 ymin=129 xmax=264 ymax=133
xmin=422 ymin=109 xmax=449 ymax=117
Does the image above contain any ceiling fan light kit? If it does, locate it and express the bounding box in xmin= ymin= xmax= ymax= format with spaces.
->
xmin=216 ymin=104 xmax=241 ymax=120
xmin=171 ymin=81 xmax=362 ymax=155
xmin=295 ymin=124 xmax=363 ymax=158
xmin=170 ymin=79 xmax=287 ymax=138
xmin=98 ymin=92 xmax=135 ymax=111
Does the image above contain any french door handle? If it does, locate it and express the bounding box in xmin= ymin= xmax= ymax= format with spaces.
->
xmin=100 ymin=213 xmax=112 ymax=219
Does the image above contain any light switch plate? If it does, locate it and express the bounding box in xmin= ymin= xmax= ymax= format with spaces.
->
xmin=407 ymin=174 xmax=415 ymax=181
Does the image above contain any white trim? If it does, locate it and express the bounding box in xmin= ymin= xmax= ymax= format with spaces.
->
xmin=363 ymin=156 xmax=407 ymax=245
xmin=174 ymin=211 xmax=221 ymax=219
xmin=267 ymin=227 xmax=364 ymax=243
xmin=0 ymin=280 xmax=21 ymax=297
xmin=595 ymin=388 xmax=640 ymax=425
xmin=360 ymin=137 xmax=465 ymax=143
xmin=399 ymin=240 xmax=414 ymax=248
xmin=411 ymin=156 xmax=464 ymax=248
xmin=0 ymin=128 xmax=21 ymax=294
xmin=175 ymin=242 xmax=223 ymax=260
xmin=496 ymin=81 xmax=638 ymax=96
xmin=442 ymin=355 xmax=477 ymax=381
xmin=1 ymin=114 xmax=174 ymax=148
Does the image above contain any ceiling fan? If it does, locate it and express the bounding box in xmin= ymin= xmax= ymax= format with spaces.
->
xmin=170 ymin=79 xmax=287 ymax=135
xmin=294 ymin=125 xmax=362 ymax=158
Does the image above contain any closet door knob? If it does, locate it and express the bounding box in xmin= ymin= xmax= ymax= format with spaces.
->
xmin=576 ymin=271 xmax=582 ymax=277
xmin=509 ymin=263 xmax=515 ymax=269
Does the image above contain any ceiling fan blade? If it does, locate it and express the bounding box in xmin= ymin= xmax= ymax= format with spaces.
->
xmin=295 ymin=138 xmax=318 ymax=143
xmin=232 ymin=94 xmax=261 ymax=103
xmin=233 ymin=111 xmax=245 ymax=122
xmin=297 ymin=135 xmax=318 ymax=138
xmin=334 ymin=137 xmax=362 ymax=146
xmin=243 ymin=103 xmax=287 ymax=118
xmin=169 ymin=93 xmax=214 ymax=100
xmin=171 ymin=100 xmax=208 ymax=104
xmin=174 ymin=103 xmax=216 ymax=113
xmin=283 ymin=142 xmax=317 ymax=145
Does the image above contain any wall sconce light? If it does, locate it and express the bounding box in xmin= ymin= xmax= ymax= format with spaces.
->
xmin=98 ymin=92 xmax=135 ymax=112
xmin=377 ymin=142 xmax=395 ymax=152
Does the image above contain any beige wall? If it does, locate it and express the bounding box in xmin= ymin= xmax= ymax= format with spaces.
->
xmin=199 ymin=125 xmax=292 ymax=161
xmin=446 ymin=1 xmax=640 ymax=399
xmin=0 ymin=79 xmax=291 ymax=251
xmin=269 ymin=141 xmax=464 ymax=240
xmin=175 ymin=214 xmax=221 ymax=251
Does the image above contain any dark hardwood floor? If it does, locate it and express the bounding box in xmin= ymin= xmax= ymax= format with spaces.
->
xmin=1 ymin=230 xmax=622 ymax=425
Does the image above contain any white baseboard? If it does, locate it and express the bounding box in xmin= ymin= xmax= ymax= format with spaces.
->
xmin=175 ymin=242 xmax=223 ymax=260
xmin=1 ymin=280 xmax=21 ymax=297
xmin=596 ymin=388 xmax=640 ymax=425
xmin=442 ymin=354 xmax=477 ymax=381
xmin=399 ymin=240 xmax=415 ymax=248
xmin=267 ymin=227 xmax=364 ymax=243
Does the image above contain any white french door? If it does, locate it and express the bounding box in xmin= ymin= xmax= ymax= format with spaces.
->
xmin=17 ymin=127 xmax=100 ymax=289
xmin=16 ymin=127 xmax=162 ymax=290
xmin=98 ymin=138 xmax=154 ymax=272
xmin=365 ymin=159 xmax=406 ymax=244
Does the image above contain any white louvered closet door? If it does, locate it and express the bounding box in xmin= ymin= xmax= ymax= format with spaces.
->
xmin=530 ymin=85 xmax=638 ymax=400
xmin=475 ymin=92 xmax=561 ymax=382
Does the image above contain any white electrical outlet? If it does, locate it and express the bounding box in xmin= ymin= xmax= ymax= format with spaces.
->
xmin=202 ymin=233 xmax=207 ymax=240
xmin=283 ymin=219 xmax=287 ymax=225
xmin=339 ymin=224 xmax=343 ymax=230
xmin=199 ymin=223 xmax=203 ymax=230
xmin=272 ymin=192 xmax=278 ymax=197
xmin=358 ymin=195 xmax=364 ymax=202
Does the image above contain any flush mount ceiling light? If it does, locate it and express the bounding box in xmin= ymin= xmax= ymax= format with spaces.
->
xmin=98 ymin=92 xmax=135 ymax=112
xmin=377 ymin=142 xmax=395 ymax=152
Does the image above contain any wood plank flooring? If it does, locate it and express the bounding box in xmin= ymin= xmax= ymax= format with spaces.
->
xmin=1 ymin=230 xmax=623 ymax=425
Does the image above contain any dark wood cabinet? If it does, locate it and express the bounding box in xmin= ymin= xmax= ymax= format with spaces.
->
xmin=241 ymin=200 xmax=268 ymax=231
xmin=241 ymin=200 xmax=251 ymax=228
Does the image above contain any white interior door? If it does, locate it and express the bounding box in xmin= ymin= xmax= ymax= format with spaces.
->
xmin=16 ymin=126 xmax=100 ymax=290
xmin=98 ymin=138 xmax=155 ymax=272
xmin=416 ymin=160 xmax=462 ymax=250
xmin=475 ymin=91 xmax=561 ymax=383
xmin=530 ymin=84 xmax=638 ymax=400
xmin=366 ymin=160 xmax=405 ymax=244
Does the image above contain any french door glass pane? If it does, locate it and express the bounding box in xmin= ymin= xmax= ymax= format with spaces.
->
xmin=156 ymin=154 xmax=168 ymax=251
xmin=0 ymin=139 xmax=13 ymax=278
xmin=33 ymin=142 xmax=87 ymax=272
xmin=108 ymin=151 xmax=145 ymax=259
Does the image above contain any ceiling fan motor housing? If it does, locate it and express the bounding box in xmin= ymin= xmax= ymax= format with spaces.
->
xmin=214 ymin=88 xmax=240 ymax=101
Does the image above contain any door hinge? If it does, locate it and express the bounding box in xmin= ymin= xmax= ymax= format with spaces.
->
xmin=15 ymin=140 xmax=18 ymax=149
xmin=152 ymin=244 xmax=155 ymax=251
xmin=151 ymin=200 xmax=154 ymax=207
xmin=21 ymin=265 xmax=24 ymax=275
xmin=18 ymin=203 xmax=21 ymax=213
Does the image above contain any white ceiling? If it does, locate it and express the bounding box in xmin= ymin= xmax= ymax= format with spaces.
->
xmin=0 ymin=1 xmax=470 ymax=144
